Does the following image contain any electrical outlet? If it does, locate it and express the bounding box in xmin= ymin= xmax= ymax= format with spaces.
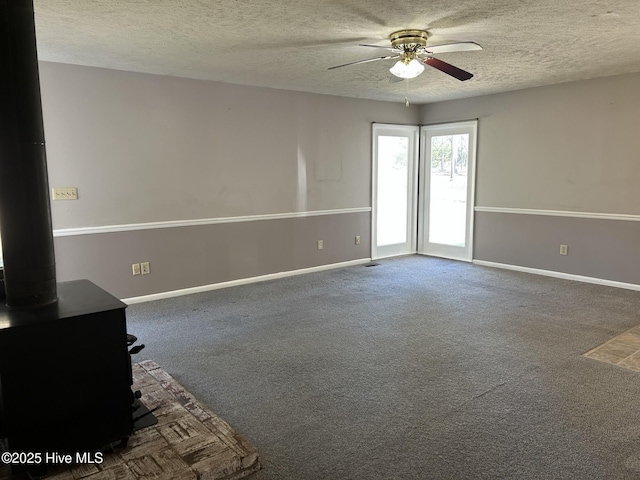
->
xmin=317 ymin=240 xmax=324 ymax=250
xmin=52 ymin=187 xmax=78 ymax=200
xmin=355 ymin=235 xmax=361 ymax=245
xmin=560 ymin=244 xmax=568 ymax=256
xmin=141 ymin=262 xmax=150 ymax=275
xmin=132 ymin=263 xmax=141 ymax=275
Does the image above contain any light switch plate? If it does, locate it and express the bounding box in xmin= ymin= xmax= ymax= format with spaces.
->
xmin=52 ymin=187 xmax=78 ymax=200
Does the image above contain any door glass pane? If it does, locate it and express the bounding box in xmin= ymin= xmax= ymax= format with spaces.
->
xmin=429 ymin=134 xmax=469 ymax=246
xmin=377 ymin=136 xmax=409 ymax=247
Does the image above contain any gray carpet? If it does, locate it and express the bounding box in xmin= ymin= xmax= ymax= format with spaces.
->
xmin=126 ymin=255 xmax=640 ymax=479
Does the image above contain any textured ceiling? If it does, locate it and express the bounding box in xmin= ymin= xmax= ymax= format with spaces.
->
xmin=33 ymin=0 xmax=640 ymax=104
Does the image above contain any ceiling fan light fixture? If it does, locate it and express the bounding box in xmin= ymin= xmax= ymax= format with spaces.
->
xmin=389 ymin=58 xmax=424 ymax=79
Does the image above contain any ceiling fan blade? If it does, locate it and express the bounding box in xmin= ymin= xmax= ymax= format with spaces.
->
xmin=359 ymin=44 xmax=396 ymax=52
xmin=424 ymin=57 xmax=474 ymax=81
xmin=388 ymin=74 xmax=404 ymax=84
xmin=328 ymin=55 xmax=399 ymax=70
xmin=425 ymin=41 xmax=483 ymax=54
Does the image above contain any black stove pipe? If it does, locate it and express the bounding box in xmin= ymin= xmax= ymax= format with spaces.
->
xmin=0 ymin=0 xmax=57 ymax=308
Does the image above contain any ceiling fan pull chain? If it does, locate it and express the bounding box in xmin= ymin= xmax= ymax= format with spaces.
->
xmin=404 ymin=77 xmax=410 ymax=107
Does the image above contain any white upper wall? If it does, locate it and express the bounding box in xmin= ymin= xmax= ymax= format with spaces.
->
xmin=421 ymin=72 xmax=640 ymax=215
xmin=40 ymin=62 xmax=419 ymax=229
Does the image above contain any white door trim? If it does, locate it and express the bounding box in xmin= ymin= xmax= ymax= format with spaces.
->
xmin=371 ymin=123 xmax=419 ymax=259
xmin=418 ymin=120 xmax=477 ymax=261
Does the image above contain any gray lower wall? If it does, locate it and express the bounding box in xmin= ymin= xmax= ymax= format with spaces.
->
xmin=474 ymin=212 xmax=640 ymax=285
xmin=54 ymin=212 xmax=371 ymax=299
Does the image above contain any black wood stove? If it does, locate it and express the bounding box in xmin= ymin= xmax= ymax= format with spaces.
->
xmin=0 ymin=0 xmax=156 ymax=470
xmin=0 ymin=280 xmax=136 ymax=453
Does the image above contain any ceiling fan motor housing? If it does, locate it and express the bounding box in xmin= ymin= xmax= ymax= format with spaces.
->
xmin=390 ymin=29 xmax=429 ymax=52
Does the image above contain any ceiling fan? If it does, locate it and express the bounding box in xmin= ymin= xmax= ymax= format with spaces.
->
xmin=328 ymin=29 xmax=481 ymax=81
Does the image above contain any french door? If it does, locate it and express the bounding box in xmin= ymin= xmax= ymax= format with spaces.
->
xmin=418 ymin=120 xmax=477 ymax=261
xmin=371 ymin=124 xmax=419 ymax=259
xmin=372 ymin=120 xmax=477 ymax=262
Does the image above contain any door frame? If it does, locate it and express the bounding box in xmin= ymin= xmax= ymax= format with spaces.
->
xmin=418 ymin=120 xmax=477 ymax=261
xmin=371 ymin=123 xmax=419 ymax=260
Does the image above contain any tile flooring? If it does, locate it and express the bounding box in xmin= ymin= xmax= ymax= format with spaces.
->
xmin=584 ymin=326 xmax=640 ymax=372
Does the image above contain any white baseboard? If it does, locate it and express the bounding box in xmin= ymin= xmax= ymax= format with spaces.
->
xmin=122 ymin=258 xmax=373 ymax=305
xmin=472 ymin=260 xmax=640 ymax=291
